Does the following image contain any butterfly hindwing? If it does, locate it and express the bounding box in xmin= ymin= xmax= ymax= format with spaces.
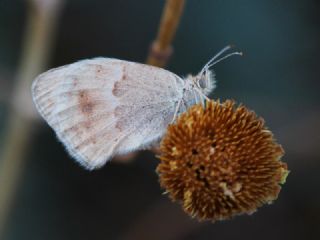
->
xmin=32 ymin=58 xmax=183 ymax=169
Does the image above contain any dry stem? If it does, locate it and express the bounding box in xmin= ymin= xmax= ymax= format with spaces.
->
xmin=0 ymin=0 xmax=63 ymax=236
xmin=146 ymin=0 xmax=186 ymax=67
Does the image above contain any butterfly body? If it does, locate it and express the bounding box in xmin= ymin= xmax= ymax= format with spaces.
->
xmin=32 ymin=58 xmax=214 ymax=169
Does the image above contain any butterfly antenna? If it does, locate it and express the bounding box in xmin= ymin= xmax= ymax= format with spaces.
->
xmin=199 ymin=45 xmax=232 ymax=76
xmin=207 ymin=51 xmax=243 ymax=69
xmin=199 ymin=45 xmax=243 ymax=76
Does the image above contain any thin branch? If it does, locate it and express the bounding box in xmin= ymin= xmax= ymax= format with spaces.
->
xmin=0 ymin=0 xmax=63 ymax=237
xmin=146 ymin=0 xmax=186 ymax=67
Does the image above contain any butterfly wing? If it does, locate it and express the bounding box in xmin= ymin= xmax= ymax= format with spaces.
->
xmin=110 ymin=59 xmax=186 ymax=153
xmin=32 ymin=58 xmax=184 ymax=169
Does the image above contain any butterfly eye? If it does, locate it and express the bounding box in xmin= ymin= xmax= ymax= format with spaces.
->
xmin=198 ymin=77 xmax=206 ymax=89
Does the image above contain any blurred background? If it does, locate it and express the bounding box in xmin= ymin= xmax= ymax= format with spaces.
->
xmin=0 ymin=0 xmax=319 ymax=239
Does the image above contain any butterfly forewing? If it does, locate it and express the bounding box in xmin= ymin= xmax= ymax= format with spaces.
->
xmin=32 ymin=58 xmax=183 ymax=169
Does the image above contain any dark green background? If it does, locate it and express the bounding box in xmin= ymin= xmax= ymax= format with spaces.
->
xmin=1 ymin=0 xmax=319 ymax=239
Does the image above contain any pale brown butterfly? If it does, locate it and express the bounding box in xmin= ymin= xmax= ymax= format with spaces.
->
xmin=32 ymin=45 xmax=241 ymax=169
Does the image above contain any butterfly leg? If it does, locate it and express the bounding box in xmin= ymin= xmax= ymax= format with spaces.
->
xmin=182 ymin=98 xmax=187 ymax=112
xmin=171 ymin=98 xmax=183 ymax=124
xmin=194 ymin=88 xmax=210 ymax=105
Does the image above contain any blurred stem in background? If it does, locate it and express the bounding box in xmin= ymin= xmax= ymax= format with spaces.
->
xmin=116 ymin=0 xmax=185 ymax=163
xmin=0 ymin=0 xmax=63 ymax=237
xmin=146 ymin=0 xmax=185 ymax=67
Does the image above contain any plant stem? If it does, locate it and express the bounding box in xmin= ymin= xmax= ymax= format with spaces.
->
xmin=0 ymin=0 xmax=63 ymax=237
xmin=147 ymin=0 xmax=186 ymax=67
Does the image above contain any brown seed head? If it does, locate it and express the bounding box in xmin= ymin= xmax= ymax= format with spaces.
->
xmin=157 ymin=100 xmax=288 ymax=221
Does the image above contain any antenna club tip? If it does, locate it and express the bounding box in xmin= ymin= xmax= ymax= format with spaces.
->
xmin=239 ymin=52 xmax=244 ymax=56
xmin=228 ymin=44 xmax=236 ymax=48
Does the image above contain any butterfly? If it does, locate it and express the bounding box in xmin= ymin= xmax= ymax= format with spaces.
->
xmin=32 ymin=45 xmax=241 ymax=170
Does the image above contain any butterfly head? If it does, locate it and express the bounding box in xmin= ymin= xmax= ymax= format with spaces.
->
xmin=193 ymin=45 xmax=243 ymax=97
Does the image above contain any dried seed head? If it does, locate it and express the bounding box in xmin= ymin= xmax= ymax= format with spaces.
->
xmin=157 ymin=100 xmax=288 ymax=221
